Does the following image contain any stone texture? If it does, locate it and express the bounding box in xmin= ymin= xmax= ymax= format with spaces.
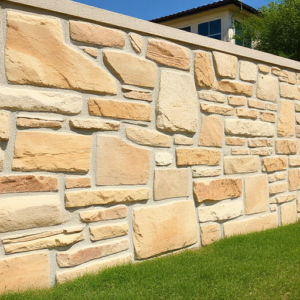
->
xmin=97 ymin=135 xmax=150 ymax=185
xmin=289 ymin=156 xmax=300 ymax=167
xmin=6 ymin=12 xmax=117 ymax=95
xmin=0 ymin=111 xmax=10 ymax=140
xmin=268 ymin=103 xmax=278 ymax=111
xmin=129 ymin=32 xmax=143 ymax=53
xmin=82 ymin=47 xmax=98 ymax=58
xmin=277 ymin=100 xmax=295 ymax=137
xmin=214 ymin=81 xmax=253 ymax=96
xmin=226 ymin=137 xmax=245 ymax=146
xmin=65 ymin=188 xmax=149 ymax=208
xmin=262 ymin=156 xmax=287 ymax=173
xmin=65 ymin=177 xmax=91 ymax=189
xmin=289 ymin=169 xmax=300 ymax=191
xmin=270 ymin=194 xmax=296 ymax=204
xmin=228 ymin=96 xmax=247 ymax=106
xmin=236 ymin=109 xmax=258 ymax=119
xmin=213 ymin=51 xmax=237 ymax=79
xmin=224 ymin=156 xmax=260 ymax=174
xmin=296 ymin=114 xmax=300 ymax=125
xmin=146 ymin=38 xmax=190 ymax=70
xmin=155 ymin=152 xmax=173 ymax=166
xmin=90 ymin=223 xmax=129 ymax=241
xmin=0 ymin=175 xmax=58 ymax=194
xmin=12 ymin=132 xmax=92 ymax=173
xmin=275 ymin=140 xmax=298 ymax=154
xmin=194 ymin=50 xmax=214 ymax=88
xmin=0 ymin=149 xmax=3 ymax=171
xmin=192 ymin=167 xmax=222 ymax=178
xmin=200 ymin=223 xmax=220 ymax=246
xmin=245 ymin=175 xmax=268 ymax=214
xmin=198 ymin=91 xmax=225 ymax=103
xmin=70 ymin=20 xmax=125 ymax=48
xmin=176 ymin=148 xmax=221 ymax=166
xmin=269 ymin=182 xmax=287 ymax=196
xmin=0 ymin=253 xmax=50 ymax=293
xmin=80 ymin=206 xmax=127 ymax=223
xmin=258 ymin=64 xmax=270 ymax=74
xmin=122 ymin=86 xmax=152 ymax=102
xmin=250 ymin=148 xmax=272 ymax=156
xmin=281 ymin=201 xmax=297 ymax=225
xmin=200 ymin=103 xmax=234 ymax=116
xmin=133 ymin=200 xmax=197 ymax=259
xmin=199 ymin=115 xmax=223 ymax=147
xmin=70 ymin=118 xmax=120 ymax=131
xmin=256 ymin=75 xmax=279 ymax=102
xmin=268 ymin=172 xmax=286 ymax=183
xmin=17 ymin=114 xmax=63 ymax=129
xmin=295 ymin=102 xmax=300 ymax=112
xmin=248 ymin=139 xmax=273 ymax=148
xmin=88 ymin=98 xmax=151 ymax=122
xmin=103 ymin=50 xmax=157 ymax=88
xmin=239 ymin=61 xmax=257 ymax=82
xmin=231 ymin=148 xmax=249 ymax=155
xmin=154 ymin=169 xmax=189 ymax=201
xmin=0 ymin=195 xmax=62 ymax=233
xmin=280 ymin=83 xmax=300 ymax=100
xmin=157 ymin=69 xmax=198 ymax=133
xmin=260 ymin=112 xmax=276 ymax=123
xmin=193 ymin=178 xmax=242 ymax=202
xmin=174 ymin=135 xmax=194 ymax=145
xmin=248 ymin=99 xmax=267 ymax=110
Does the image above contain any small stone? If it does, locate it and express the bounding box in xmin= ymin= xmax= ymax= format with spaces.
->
xmin=122 ymin=86 xmax=152 ymax=102
xmin=270 ymin=194 xmax=296 ymax=204
xmin=176 ymin=148 xmax=221 ymax=166
xmin=258 ymin=64 xmax=270 ymax=74
xmin=90 ymin=223 xmax=129 ymax=241
xmin=268 ymin=103 xmax=278 ymax=111
xmin=228 ymin=96 xmax=247 ymax=106
xmin=277 ymin=100 xmax=295 ymax=137
xmin=17 ymin=114 xmax=63 ymax=129
xmin=65 ymin=177 xmax=91 ymax=189
xmin=256 ymin=75 xmax=279 ymax=102
xmin=280 ymin=83 xmax=300 ymax=100
xmin=214 ymin=81 xmax=253 ymax=96
xmin=260 ymin=112 xmax=276 ymax=123
xmin=226 ymin=137 xmax=245 ymax=146
xmin=262 ymin=156 xmax=287 ymax=173
xmin=80 ymin=206 xmax=127 ymax=223
xmin=231 ymin=148 xmax=249 ymax=155
xmin=269 ymin=182 xmax=287 ymax=196
xmin=200 ymin=103 xmax=234 ymax=116
xmin=224 ymin=155 xmax=260 ymax=174
xmin=268 ymin=172 xmax=286 ymax=183
xmin=295 ymin=102 xmax=300 ymax=112
xmin=129 ymin=33 xmax=143 ymax=53
xmin=0 ymin=149 xmax=3 ymax=171
xmin=200 ymin=223 xmax=220 ymax=246
xmin=0 ymin=111 xmax=10 ymax=140
xmin=199 ymin=115 xmax=223 ymax=147
xmin=213 ymin=51 xmax=237 ymax=79
xmin=281 ymin=201 xmax=297 ymax=225
xmin=248 ymin=99 xmax=267 ymax=110
xmin=297 ymin=126 xmax=300 ymax=138
xmin=289 ymin=156 xmax=300 ymax=167
xmin=239 ymin=61 xmax=257 ymax=82
xmin=248 ymin=139 xmax=273 ymax=148
xmin=194 ymin=51 xmax=214 ymax=88
xmin=198 ymin=91 xmax=225 ymax=103
xmin=289 ymin=169 xmax=300 ymax=191
xmin=275 ymin=140 xmax=298 ymax=154
xmin=272 ymin=67 xmax=288 ymax=81
xmin=192 ymin=167 xmax=222 ymax=178
xmin=296 ymin=114 xmax=300 ymax=125
xmin=236 ymin=108 xmax=258 ymax=119
xmin=249 ymin=148 xmax=273 ymax=156
xmin=174 ymin=135 xmax=194 ymax=145
xmin=82 ymin=47 xmax=98 ymax=58
xmin=155 ymin=152 xmax=173 ymax=166
xmin=70 ymin=118 xmax=120 ymax=131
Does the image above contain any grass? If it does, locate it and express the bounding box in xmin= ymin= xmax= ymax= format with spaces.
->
xmin=2 ymin=221 xmax=300 ymax=300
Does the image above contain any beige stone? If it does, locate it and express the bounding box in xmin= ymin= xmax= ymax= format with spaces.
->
xmin=65 ymin=177 xmax=91 ymax=189
xmin=214 ymin=81 xmax=253 ymax=96
xmin=122 ymin=86 xmax=152 ymax=102
xmin=270 ymin=194 xmax=296 ymax=204
xmin=296 ymin=114 xmax=300 ymax=125
xmin=193 ymin=178 xmax=242 ymax=202
xmin=200 ymin=223 xmax=220 ymax=246
xmin=236 ymin=108 xmax=258 ymax=119
xmin=6 ymin=12 xmax=117 ymax=95
xmin=192 ymin=167 xmax=222 ymax=178
xmin=248 ymin=99 xmax=267 ymax=110
xmin=248 ymin=139 xmax=273 ymax=148
xmin=70 ymin=20 xmax=125 ymax=48
xmin=224 ymin=213 xmax=277 ymax=237
xmin=226 ymin=137 xmax=245 ymax=146
xmin=70 ymin=118 xmax=120 ymax=131
xmin=82 ymin=47 xmax=98 ymax=58
xmin=200 ymin=103 xmax=234 ymax=116
xmin=277 ymin=100 xmax=295 ymax=137
xmin=155 ymin=152 xmax=173 ymax=166
xmin=260 ymin=112 xmax=276 ymax=123
xmin=272 ymin=67 xmax=288 ymax=81
xmin=262 ymin=156 xmax=287 ymax=173
xmin=17 ymin=114 xmax=63 ymax=129
xmin=88 ymin=98 xmax=151 ymax=122
xmin=295 ymin=102 xmax=300 ymax=112
xmin=268 ymin=172 xmax=286 ymax=183
xmin=154 ymin=169 xmax=189 ymax=201
xmin=268 ymin=103 xmax=278 ymax=111
xmin=90 ymin=223 xmax=129 ymax=241
xmin=275 ymin=140 xmax=298 ymax=154
xmin=12 ymin=132 xmax=92 ymax=173
xmin=245 ymin=175 xmax=268 ymax=214
xmin=0 ymin=149 xmax=3 ymax=171
xmin=146 ymin=38 xmax=190 ymax=70
xmin=199 ymin=115 xmax=223 ymax=147
xmin=157 ymin=69 xmax=198 ymax=133
xmin=224 ymin=155 xmax=260 ymax=174
xmin=0 ymin=111 xmax=10 ymax=140
xmin=174 ymin=135 xmax=194 ymax=145
xmin=239 ymin=61 xmax=257 ymax=82
xmin=80 ymin=206 xmax=127 ymax=223
xmin=97 ymin=135 xmax=150 ymax=185
xmin=133 ymin=200 xmax=197 ymax=259
xmin=213 ymin=51 xmax=237 ymax=79
xmin=0 ymin=195 xmax=62 ymax=233
xmin=289 ymin=169 xmax=300 ymax=191
xmin=258 ymin=64 xmax=270 ymax=74
xmin=269 ymin=182 xmax=287 ymax=196
xmin=225 ymin=119 xmax=274 ymax=137
xmin=231 ymin=148 xmax=249 ymax=155
xmin=129 ymin=32 xmax=143 ymax=53
xmin=256 ymin=75 xmax=279 ymax=102
xmin=281 ymin=201 xmax=297 ymax=225
xmin=289 ymin=156 xmax=300 ymax=167
xmin=279 ymin=70 xmax=296 ymax=84
xmin=297 ymin=126 xmax=300 ymax=138
xmin=198 ymin=200 xmax=243 ymax=222
xmin=103 ymin=50 xmax=157 ymax=88
xmin=194 ymin=51 xmax=214 ymax=88
xmin=280 ymin=83 xmax=300 ymax=100
xmin=65 ymin=188 xmax=149 ymax=208
xmin=198 ymin=91 xmax=225 ymax=103
xmin=0 ymin=253 xmax=50 ymax=293
xmin=0 ymin=175 xmax=58 ymax=194
xmin=228 ymin=96 xmax=247 ymax=106
xmin=249 ymin=148 xmax=272 ymax=156
xmin=176 ymin=148 xmax=221 ymax=166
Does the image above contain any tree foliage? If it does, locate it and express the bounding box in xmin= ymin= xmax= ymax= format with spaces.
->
xmin=235 ymin=0 xmax=300 ymax=61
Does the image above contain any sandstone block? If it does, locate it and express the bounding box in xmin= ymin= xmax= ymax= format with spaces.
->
xmin=82 ymin=47 xmax=98 ymax=58
xmin=176 ymin=148 xmax=221 ymax=166
xmin=155 ymin=152 xmax=173 ymax=166
xmin=239 ymin=61 xmax=257 ymax=82
xmin=0 ymin=149 xmax=3 ymax=171
xmin=275 ymin=140 xmax=298 ymax=154
xmin=258 ymin=64 xmax=270 ymax=74
xmin=250 ymin=148 xmax=272 ymax=157
xmin=236 ymin=108 xmax=258 ymax=119
xmin=289 ymin=169 xmax=300 ymax=191
xmin=296 ymin=114 xmax=300 ymax=125
xmin=17 ymin=114 xmax=63 ymax=129
xmin=174 ymin=135 xmax=194 ymax=145
xmin=277 ymin=100 xmax=295 ymax=137
xmin=0 ymin=111 xmax=10 ymax=140
xmin=256 ymin=75 xmax=278 ymax=102
xmin=198 ymin=91 xmax=225 ymax=103
xmin=280 ymin=83 xmax=300 ymax=100
xmin=295 ymin=102 xmax=300 ymax=112
xmin=214 ymin=81 xmax=253 ymax=96
xmin=213 ymin=51 xmax=237 ymax=79
xmin=270 ymin=194 xmax=296 ymax=204
xmin=200 ymin=103 xmax=234 ymax=116
xmin=192 ymin=167 xmax=222 ymax=178
xmin=281 ymin=201 xmax=297 ymax=225
xmin=269 ymin=182 xmax=287 ymax=196
xmin=90 ymin=223 xmax=129 ymax=241
xmin=228 ymin=96 xmax=247 ymax=106
xmin=272 ymin=67 xmax=288 ymax=81
xmin=129 ymin=33 xmax=143 ymax=53
xmin=70 ymin=118 xmax=120 ymax=131
xmin=224 ymin=156 xmax=260 ymax=174
xmin=122 ymin=86 xmax=152 ymax=102
xmin=231 ymin=148 xmax=249 ymax=155
xmin=80 ymin=206 xmax=127 ymax=223
xmin=262 ymin=156 xmax=287 ymax=173
xmin=268 ymin=172 xmax=286 ymax=183
xmin=248 ymin=99 xmax=267 ymax=110
xmin=199 ymin=115 xmax=223 ymax=147
xmin=194 ymin=50 xmax=214 ymax=88
xmin=200 ymin=223 xmax=220 ymax=246
xmin=260 ymin=112 xmax=276 ymax=123
xmin=226 ymin=137 xmax=245 ymax=146
xmin=65 ymin=177 xmax=91 ymax=189
xmin=268 ymin=103 xmax=278 ymax=111
xmin=289 ymin=156 xmax=300 ymax=167
xmin=248 ymin=139 xmax=273 ymax=148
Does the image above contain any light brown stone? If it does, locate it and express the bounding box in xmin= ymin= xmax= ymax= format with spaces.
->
xmin=269 ymin=172 xmax=286 ymax=183
xmin=133 ymin=200 xmax=197 ymax=259
xmin=157 ymin=69 xmax=198 ymax=133
xmin=269 ymin=182 xmax=287 ymax=196
xmin=146 ymin=38 xmax=190 ymax=70
xmin=103 ymin=50 xmax=157 ymax=88
xmin=90 ymin=223 xmax=129 ymax=241
xmin=224 ymin=155 xmax=260 ymax=174
xmin=297 ymin=126 xmax=300 ymax=138
xmin=256 ymin=75 xmax=279 ymax=102
xmin=231 ymin=148 xmax=249 ymax=155
xmin=70 ymin=20 xmax=125 ymax=48
xmin=155 ymin=152 xmax=173 ymax=166
xmin=239 ymin=61 xmax=257 ymax=82
xmin=174 ymin=135 xmax=194 ymax=145
xmin=65 ymin=177 xmax=91 ymax=189
xmin=281 ymin=201 xmax=297 ymax=225
xmin=80 ymin=206 xmax=127 ymax=223
xmin=6 ymin=12 xmax=117 ymax=95
xmin=289 ymin=169 xmax=300 ymax=191
xmin=248 ymin=99 xmax=267 ymax=110
xmin=236 ymin=108 xmax=258 ymax=119
xmin=262 ymin=156 xmax=287 ymax=173
xmin=258 ymin=64 xmax=270 ymax=74
xmin=194 ymin=50 xmax=214 ymax=88
xmin=176 ymin=148 xmax=221 ymax=166
xmin=70 ymin=118 xmax=120 ymax=131
xmin=12 ymin=132 xmax=92 ymax=173
xmin=214 ymin=81 xmax=253 ymax=96
xmin=268 ymin=103 xmax=278 ymax=111
xmin=277 ymin=100 xmax=295 ymax=137
xmin=82 ymin=47 xmax=98 ymax=58
xmin=270 ymin=194 xmax=296 ymax=204
xmin=193 ymin=178 xmax=242 ymax=202
xmin=213 ymin=51 xmax=237 ymax=79
xmin=65 ymin=188 xmax=149 ymax=208
xmin=0 ymin=149 xmax=3 ymax=171
xmin=198 ymin=91 xmax=225 ymax=103
xmin=0 ymin=253 xmax=50 ymax=293
xmin=260 ymin=112 xmax=276 ymax=123
xmin=248 ymin=139 xmax=273 ymax=148
xmin=249 ymin=148 xmax=272 ymax=156
xmin=199 ymin=115 xmax=223 ymax=147
xmin=245 ymin=175 xmax=268 ymax=214
xmin=129 ymin=33 xmax=143 ymax=53
xmin=122 ymin=86 xmax=152 ymax=102
xmin=192 ymin=167 xmax=222 ymax=178
xmin=88 ymin=98 xmax=151 ymax=122
xmin=295 ymin=102 xmax=300 ymax=112
xmin=275 ymin=140 xmax=298 ymax=154
xmin=0 ymin=111 xmax=10 ymax=140
xmin=97 ymin=135 xmax=150 ymax=185
xmin=228 ymin=96 xmax=247 ymax=106
xmin=200 ymin=103 xmax=234 ymax=116
xmin=200 ymin=223 xmax=220 ymax=246
xmin=226 ymin=137 xmax=245 ymax=146
xmin=296 ymin=114 xmax=300 ymax=125
xmin=272 ymin=67 xmax=288 ymax=81
xmin=280 ymin=83 xmax=300 ymax=100
xmin=17 ymin=114 xmax=63 ymax=129
xmin=289 ymin=156 xmax=300 ymax=167
xmin=154 ymin=169 xmax=189 ymax=201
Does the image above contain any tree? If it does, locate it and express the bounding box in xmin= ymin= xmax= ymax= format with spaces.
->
xmin=235 ymin=0 xmax=300 ymax=61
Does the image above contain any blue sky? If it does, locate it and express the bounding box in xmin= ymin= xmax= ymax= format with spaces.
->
xmin=74 ymin=0 xmax=274 ymax=21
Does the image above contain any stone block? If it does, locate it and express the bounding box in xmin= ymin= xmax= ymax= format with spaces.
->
xmin=239 ymin=61 xmax=257 ymax=82
xmin=281 ymin=201 xmax=297 ymax=225
xmin=200 ymin=103 xmax=234 ymax=116
xmin=0 ymin=110 xmax=10 ymax=140
xmin=269 ymin=182 xmax=287 ymax=196
xmin=258 ymin=64 xmax=270 ymax=74
xmin=214 ymin=81 xmax=253 ymax=96
xmin=122 ymin=86 xmax=152 ymax=102
xmin=174 ymin=135 xmax=194 ymax=145
xmin=270 ymin=194 xmax=296 ymax=204
xmin=280 ymin=83 xmax=300 ymax=100
xmin=65 ymin=177 xmax=91 ymax=189
xmin=70 ymin=118 xmax=120 ymax=131
xmin=226 ymin=137 xmax=245 ymax=146
xmin=262 ymin=156 xmax=287 ymax=173
xmin=200 ymin=223 xmax=220 ymax=246
xmin=277 ymin=100 xmax=295 ymax=137
xmin=236 ymin=108 xmax=258 ymax=119
xmin=192 ymin=167 xmax=222 ymax=178
xmin=260 ymin=112 xmax=276 ymax=123
xmin=80 ymin=206 xmax=127 ymax=223
xmin=89 ymin=223 xmax=128 ymax=241
xmin=275 ymin=140 xmax=298 ymax=154
xmin=289 ymin=169 xmax=300 ymax=191
xmin=198 ymin=91 xmax=225 ymax=103
xmin=256 ymin=75 xmax=278 ymax=102
xmin=17 ymin=114 xmax=63 ymax=129
xmin=176 ymin=148 xmax=221 ymax=166
xmin=129 ymin=33 xmax=143 ymax=53
xmin=194 ymin=51 xmax=214 ymax=88
xmin=224 ymin=156 xmax=260 ymax=174
xmin=155 ymin=152 xmax=173 ymax=166
xmin=248 ymin=139 xmax=273 ymax=148
xmin=199 ymin=115 xmax=223 ymax=147
xmin=228 ymin=96 xmax=247 ymax=106
xmin=289 ymin=156 xmax=300 ymax=167
xmin=213 ymin=51 xmax=237 ymax=79
xmin=248 ymin=99 xmax=267 ymax=110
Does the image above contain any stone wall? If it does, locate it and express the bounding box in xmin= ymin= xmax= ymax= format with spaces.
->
xmin=1 ymin=0 xmax=300 ymax=293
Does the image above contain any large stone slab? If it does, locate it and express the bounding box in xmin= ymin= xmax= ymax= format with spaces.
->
xmin=176 ymin=148 xmax=221 ymax=166
xmin=213 ymin=52 xmax=237 ymax=79
xmin=224 ymin=156 xmax=260 ymax=174
xmin=194 ymin=50 xmax=214 ymax=88
xmin=256 ymin=75 xmax=279 ymax=102
xmin=133 ymin=200 xmax=197 ymax=259
xmin=277 ymin=100 xmax=295 ymax=137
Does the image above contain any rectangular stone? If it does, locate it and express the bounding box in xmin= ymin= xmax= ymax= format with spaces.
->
xmin=260 ymin=112 xmax=276 ymax=123
xmin=248 ymin=99 xmax=267 ymax=110
xmin=280 ymin=83 xmax=300 ymax=100
xmin=0 ymin=149 xmax=3 ymax=171
xmin=65 ymin=176 xmax=91 ymax=189
xmin=17 ymin=114 xmax=63 ymax=129
xmin=289 ymin=156 xmax=300 ymax=167
xmin=289 ymin=169 xmax=300 ymax=191
xmin=198 ymin=91 xmax=225 ymax=103
xmin=270 ymin=194 xmax=296 ymax=204
xmin=90 ymin=223 xmax=129 ymax=241
xmin=268 ymin=172 xmax=286 ymax=183
xmin=214 ymin=80 xmax=253 ymax=96
xmin=256 ymin=75 xmax=279 ymax=102
xmin=269 ymin=182 xmax=287 ymax=196
xmin=192 ymin=167 xmax=222 ymax=178
xmin=224 ymin=156 xmax=260 ymax=174
xmin=69 ymin=118 xmax=120 ymax=131
xmin=277 ymin=100 xmax=295 ymax=138
xmin=262 ymin=156 xmax=287 ymax=173
xmin=236 ymin=109 xmax=258 ymax=119
xmin=200 ymin=223 xmax=220 ymax=246
xmin=199 ymin=115 xmax=223 ymax=147
xmin=275 ymin=140 xmax=298 ymax=154
xmin=228 ymin=96 xmax=247 ymax=106
xmin=281 ymin=201 xmax=297 ymax=225
xmin=174 ymin=134 xmax=194 ymax=145
xmin=249 ymin=148 xmax=272 ymax=156
xmin=122 ymin=86 xmax=153 ymax=102
xmin=231 ymin=148 xmax=249 ymax=155
xmin=176 ymin=148 xmax=221 ymax=166
xmin=248 ymin=139 xmax=273 ymax=148
xmin=268 ymin=103 xmax=278 ymax=111
xmin=200 ymin=103 xmax=234 ymax=116
xmin=258 ymin=64 xmax=270 ymax=74
xmin=226 ymin=137 xmax=245 ymax=146
xmin=80 ymin=206 xmax=127 ymax=223
xmin=0 ymin=110 xmax=10 ymax=140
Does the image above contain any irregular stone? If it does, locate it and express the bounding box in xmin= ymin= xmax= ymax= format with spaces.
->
xmin=0 ymin=149 xmax=3 ymax=171
xmin=122 ymin=86 xmax=152 ymax=102
xmin=200 ymin=103 xmax=234 ymax=116
xmin=12 ymin=132 xmax=92 ymax=173
xmin=155 ymin=152 xmax=173 ymax=166
xmin=281 ymin=201 xmax=297 ymax=225
xmin=90 ymin=223 xmax=128 ymax=241
xmin=0 ymin=111 xmax=10 ymax=140
xmin=285 ymin=71 xmax=297 ymax=84
xmin=193 ymin=178 xmax=242 ymax=202
xmin=174 ymin=134 xmax=194 ymax=145
xmin=200 ymin=223 xmax=219 ymax=246
xmin=289 ymin=169 xmax=300 ymax=191
xmin=260 ymin=112 xmax=276 ymax=123
xmin=239 ymin=61 xmax=257 ymax=82
xmin=270 ymin=194 xmax=296 ymax=204
xmin=268 ymin=172 xmax=286 ymax=183
xmin=80 ymin=206 xmax=127 ymax=223
xmin=65 ymin=177 xmax=91 ymax=189
xmin=275 ymin=140 xmax=298 ymax=154
xmin=269 ymin=182 xmax=287 ymax=196
xmin=194 ymin=50 xmax=214 ymax=88
xmin=296 ymin=114 xmax=300 ymax=125
xmin=146 ymin=38 xmax=190 ymax=70
xmin=0 ymin=253 xmax=50 ymax=293
xmin=245 ymin=175 xmax=268 ymax=214
xmin=248 ymin=99 xmax=267 ymax=110
xmin=277 ymin=100 xmax=295 ymax=137
xmin=280 ymin=83 xmax=300 ymax=100
xmin=272 ymin=67 xmax=288 ymax=81
xmin=224 ymin=155 xmax=260 ymax=174
xmin=256 ymin=75 xmax=278 ymax=102
xmin=289 ymin=156 xmax=300 ymax=167
xmin=225 ymin=119 xmax=274 ymax=137
xmin=129 ymin=32 xmax=143 ymax=53
xmin=133 ymin=200 xmax=197 ymax=259
xmin=268 ymin=103 xmax=278 ymax=111
xmin=176 ymin=148 xmax=221 ymax=166
xmin=248 ymin=139 xmax=273 ymax=148
xmin=0 ymin=195 xmax=62 ymax=233
xmin=70 ymin=118 xmax=120 ymax=131
xmin=198 ymin=200 xmax=243 ymax=222
xmin=295 ymin=102 xmax=300 ymax=112
xmin=157 ymin=69 xmax=198 ymax=133
xmin=199 ymin=115 xmax=223 ymax=147
xmin=192 ymin=167 xmax=222 ymax=178
xmin=82 ymin=47 xmax=98 ymax=58
xmin=213 ymin=51 xmax=237 ymax=79
xmin=231 ymin=148 xmax=249 ymax=155
xmin=236 ymin=108 xmax=258 ymax=119
xmin=214 ymin=80 xmax=253 ymax=97
xmin=258 ymin=64 xmax=270 ymax=74
xmin=249 ymin=148 xmax=272 ymax=156
xmin=17 ymin=114 xmax=63 ymax=128
xmin=226 ymin=137 xmax=245 ymax=146
xmin=228 ymin=96 xmax=247 ymax=106
xmin=198 ymin=92 xmax=225 ymax=103
xmin=262 ymin=156 xmax=287 ymax=173
xmin=97 ymin=135 xmax=150 ymax=185
xmin=70 ymin=20 xmax=125 ymax=48
xmin=0 ymin=175 xmax=58 ymax=194
xmin=65 ymin=188 xmax=149 ymax=208
xmin=154 ymin=169 xmax=189 ymax=201
xmin=6 ymin=12 xmax=117 ymax=95
xmin=103 ymin=50 xmax=157 ymax=88
xmin=88 ymin=98 xmax=151 ymax=122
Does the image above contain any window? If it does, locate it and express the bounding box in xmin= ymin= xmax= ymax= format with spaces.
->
xmin=198 ymin=19 xmax=221 ymax=40
xmin=179 ymin=26 xmax=191 ymax=32
xmin=234 ymin=20 xmax=251 ymax=48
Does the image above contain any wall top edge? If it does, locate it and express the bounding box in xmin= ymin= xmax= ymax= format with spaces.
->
xmin=2 ymin=0 xmax=300 ymax=72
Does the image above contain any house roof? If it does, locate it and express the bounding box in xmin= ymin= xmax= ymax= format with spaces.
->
xmin=150 ymin=0 xmax=257 ymax=23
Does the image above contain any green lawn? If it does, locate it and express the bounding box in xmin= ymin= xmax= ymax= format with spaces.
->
xmin=2 ymin=221 xmax=300 ymax=300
